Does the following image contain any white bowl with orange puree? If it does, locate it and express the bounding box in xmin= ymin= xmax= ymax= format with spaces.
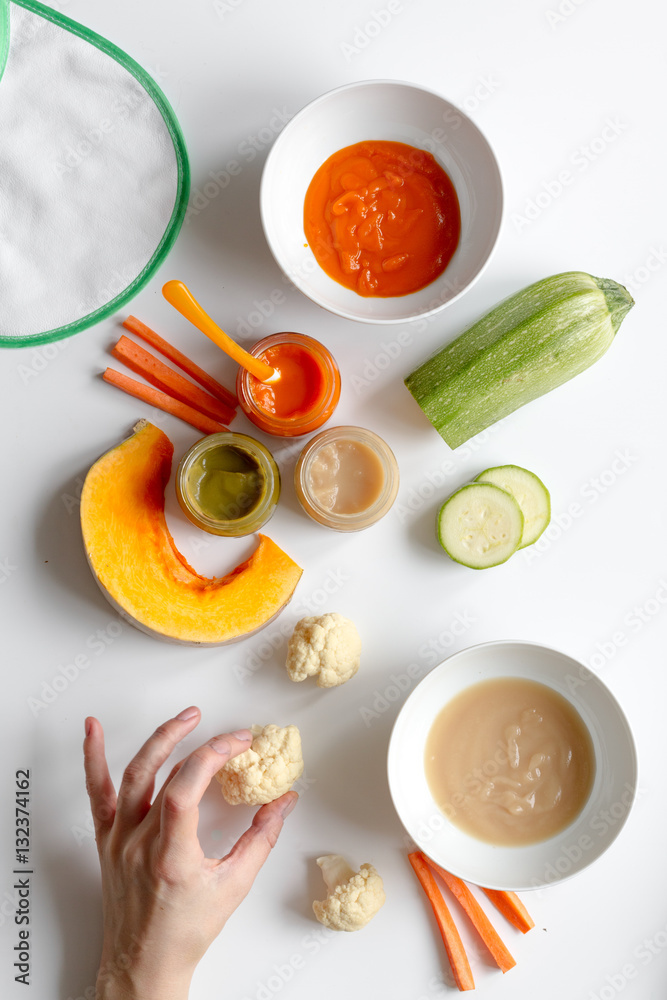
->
xmin=260 ymin=80 xmax=502 ymax=324
xmin=388 ymin=640 xmax=637 ymax=890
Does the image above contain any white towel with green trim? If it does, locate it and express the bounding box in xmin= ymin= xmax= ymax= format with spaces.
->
xmin=0 ymin=0 xmax=189 ymax=347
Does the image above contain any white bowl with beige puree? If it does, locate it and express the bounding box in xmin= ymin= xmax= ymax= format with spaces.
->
xmin=387 ymin=640 xmax=637 ymax=890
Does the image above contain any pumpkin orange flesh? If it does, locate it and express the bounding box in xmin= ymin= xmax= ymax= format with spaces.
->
xmin=80 ymin=420 xmax=302 ymax=644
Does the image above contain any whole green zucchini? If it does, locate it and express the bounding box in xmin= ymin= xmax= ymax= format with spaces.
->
xmin=404 ymin=272 xmax=633 ymax=449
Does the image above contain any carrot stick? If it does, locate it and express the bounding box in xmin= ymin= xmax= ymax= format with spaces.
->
xmin=112 ymin=336 xmax=236 ymax=425
xmin=102 ymin=368 xmax=227 ymax=436
xmin=420 ymin=855 xmax=515 ymax=973
xmin=122 ymin=315 xmax=238 ymax=409
xmin=480 ymin=889 xmax=535 ymax=934
xmin=407 ymin=852 xmax=475 ymax=992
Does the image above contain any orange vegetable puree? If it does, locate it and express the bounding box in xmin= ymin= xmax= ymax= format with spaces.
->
xmin=304 ymin=140 xmax=461 ymax=297
xmin=248 ymin=342 xmax=327 ymax=419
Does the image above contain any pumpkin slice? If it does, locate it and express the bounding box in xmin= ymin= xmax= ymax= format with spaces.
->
xmin=80 ymin=420 xmax=302 ymax=644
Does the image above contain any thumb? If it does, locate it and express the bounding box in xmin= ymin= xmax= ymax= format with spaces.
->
xmin=218 ymin=792 xmax=298 ymax=903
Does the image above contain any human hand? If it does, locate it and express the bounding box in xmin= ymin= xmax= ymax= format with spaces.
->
xmin=83 ymin=706 xmax=297 ymax=1000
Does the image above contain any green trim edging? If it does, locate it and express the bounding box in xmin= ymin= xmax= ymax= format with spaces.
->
xmin=0 ymin=0 xmax=10 ymax=85
xmin=0 ymin=0 xmax=191 ymax=348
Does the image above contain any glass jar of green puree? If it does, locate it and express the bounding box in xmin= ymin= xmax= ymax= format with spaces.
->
xmin=176 ymin=432 xmax=280 ymax=536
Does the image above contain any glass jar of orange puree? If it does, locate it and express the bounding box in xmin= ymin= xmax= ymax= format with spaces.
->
xmin=236 ymin=333 xmax=341 ymax=437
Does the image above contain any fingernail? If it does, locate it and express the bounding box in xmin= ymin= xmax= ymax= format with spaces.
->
xmin=231 ymin=729 xmax=253 ymax=742
xmin=176 ymin=706 xmax=199 ymax=721
xmin=84 ymin=718 xmax=93 ymax=738
xmin=210 ymin=737 xmax=232 ymax=755
xmin=280 ymin=794 xmax=298 ymax=818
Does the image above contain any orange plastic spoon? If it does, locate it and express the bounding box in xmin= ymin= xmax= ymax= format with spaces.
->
xmin=162 ymin=280 xmax=278 ymax=383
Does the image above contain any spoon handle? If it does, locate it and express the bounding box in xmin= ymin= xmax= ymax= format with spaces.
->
xmin=162 ymin=280 xmax=276 ymax=383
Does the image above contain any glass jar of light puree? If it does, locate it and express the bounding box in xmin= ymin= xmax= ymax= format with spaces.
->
xmin=294 ymin=426 xmax=399 ymax=531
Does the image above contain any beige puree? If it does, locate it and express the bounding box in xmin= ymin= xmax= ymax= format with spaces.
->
xmin=307 ymin=439 xmax=385 ymax=513
xmin=425 ymin=677 xmax=595 ymax=846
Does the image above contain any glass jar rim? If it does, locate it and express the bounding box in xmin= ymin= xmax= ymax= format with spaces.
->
xmin=295 ymin=425 xmax=399 ymax=530
xmin=176 ymin=432 xmax=280 ymax=535
xmin=237 ymin=332 xmax=340 ymax=432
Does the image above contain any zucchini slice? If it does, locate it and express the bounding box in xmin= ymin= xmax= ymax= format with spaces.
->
xmin=436 ymin=483 xmax=524 ymax=569
xmin=475 ymin=465 xmax=550 ymax=548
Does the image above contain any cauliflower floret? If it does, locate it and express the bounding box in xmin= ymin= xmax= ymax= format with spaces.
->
xmin=215 ymin=724 xmax=303 ymax=805
xmin=312 ymin=854 xmax=385 ymax=931
xmin=286 ymin=613 xmax=361 ymax=688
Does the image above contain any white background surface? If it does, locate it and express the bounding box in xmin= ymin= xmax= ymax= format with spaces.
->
xmin=2 ymin=1 xmax=666 ymax=999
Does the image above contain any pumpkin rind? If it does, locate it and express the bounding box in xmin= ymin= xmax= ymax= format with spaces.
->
xmin=80 ymin=420 xmax=302 ymax=644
